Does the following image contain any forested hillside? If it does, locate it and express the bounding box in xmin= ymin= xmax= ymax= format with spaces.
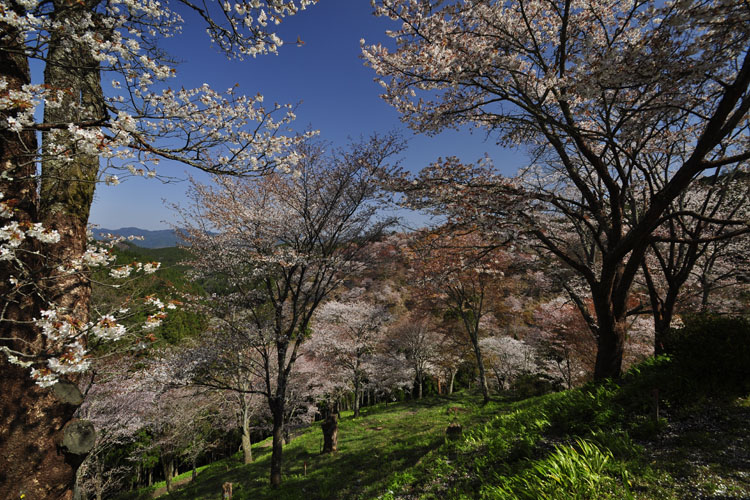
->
xmin=94 ymin=228 xmax=182 ymax=249
xmin=67 ymin=231 xmax=750 ymax=499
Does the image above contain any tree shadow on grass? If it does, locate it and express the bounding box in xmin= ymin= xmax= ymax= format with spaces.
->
xmin=161 ymin=396 xmax=477 ymax=499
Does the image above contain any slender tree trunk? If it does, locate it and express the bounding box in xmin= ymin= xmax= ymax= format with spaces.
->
xmin=493 ymin=371 xmax=504 ymax=392
xmin=353 ymin=378 xmax=361 ymax=418
xmin=162 ymin=457 xmax=174 ymax=494
xmin=269 ymin=398 xmax=285 ymax=487
xmin=241 ymin=423 xmax=253 ymax=464
xmin=653 ymin=305 xmax=674 ymax=356
xmin=470 ymin=336 xmax=490 ymax=402
xmin=700 ymin=275 xmax=712 ymax=311
xmin=642 ymin=261 xmax=683 ymax=356
xmin=448 ymin=370 xmax=456 ymax=395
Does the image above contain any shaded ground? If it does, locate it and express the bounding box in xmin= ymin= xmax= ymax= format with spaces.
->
xmin=639 ymin=400 xmax=750 ymax=499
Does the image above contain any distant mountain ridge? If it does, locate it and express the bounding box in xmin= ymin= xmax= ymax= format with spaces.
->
xmin=93 ymin=227 xmax=182 ymax=248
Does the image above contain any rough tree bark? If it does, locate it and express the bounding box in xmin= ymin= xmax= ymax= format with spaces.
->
xmin=0 ymin=5 xmax=94 ymax=498
xmin=0 ymin=0 xmax=104 ymax=496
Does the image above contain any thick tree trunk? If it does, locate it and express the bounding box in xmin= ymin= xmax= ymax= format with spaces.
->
xmin=0 ymin=363 xmax=86 ymax=499
xmin=321 ymin=413 xmax=338 ymax=453
xmin=0 ymin=12 xmax=93 ymax=499
xmin=593 ymin=316 xmax=627 ymax=380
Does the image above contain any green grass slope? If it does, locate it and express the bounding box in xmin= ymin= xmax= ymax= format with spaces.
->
xmin=121 ymin=356 xmax=750 ymax=500
xmin=121 ymin=395 xmax=506 ymax=500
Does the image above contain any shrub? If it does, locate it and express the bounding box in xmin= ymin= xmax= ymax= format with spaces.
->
xmin=665 ymin=314 xmax=750 ymax=393
xmin=510 ymin=373 xmax=559 ymax=399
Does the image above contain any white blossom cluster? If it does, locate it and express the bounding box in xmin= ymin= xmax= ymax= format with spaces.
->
xmin=19 ymin=290 xmax=177 ymax=387
xmin=109 ymin=260 xmax=160 ymax=279
xmin=0 ymin=203 xmax=177 ymax=386
xmin=1 ymin=0 xmax=321 ymax=181
xmin=0 ymin=192 xmax=62 ymax=266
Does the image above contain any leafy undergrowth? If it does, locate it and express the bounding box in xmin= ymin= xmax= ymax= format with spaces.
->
xmin=382 ymin=357 xmax=750 ymax=500
xmin=121 ymin=358 xmax=750 ymax=499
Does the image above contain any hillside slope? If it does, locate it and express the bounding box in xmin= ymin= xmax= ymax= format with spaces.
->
xmin=121 ymin=359 xmax=750 ymax=500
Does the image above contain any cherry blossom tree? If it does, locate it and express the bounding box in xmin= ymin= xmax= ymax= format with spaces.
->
xmin=479 ymin=335 xmax=537 ymax=392
xmin=638 ymin=173 xmax=750 ymax=352
xmin=180 ymin=331 xmax=268 ymax=465
xmin=530 ymin=296 xmax=598 ymax=389
xmin=75 ymin=367 xmax=156 ymax=500
xmin=367 ymin=349 xmax=414 ymax=403
xmin=1 ymin=0 xmax=319 ymax=495
xmin=73 ymin=352 xmax=235 ymax=498
xmin=689 ymin=231 xmax=750 ymax=314
xmin=365 ymin=0 xmax=750 ymax=380
xmin=386 ymin=313 xmax=441 ymax=399
xmin=428 ymin=324 xmax=466 ymax=395
xmin=178 ymin=134 xmax=403 ymax=486
xmin=310 ymin=300 xmax=390 ymax=418
xmin=407 ymin=229 xmax=508 ymax=403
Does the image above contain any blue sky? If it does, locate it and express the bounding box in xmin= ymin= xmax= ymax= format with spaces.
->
xmin=90 ymin=0 xmax=528 ymax=230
